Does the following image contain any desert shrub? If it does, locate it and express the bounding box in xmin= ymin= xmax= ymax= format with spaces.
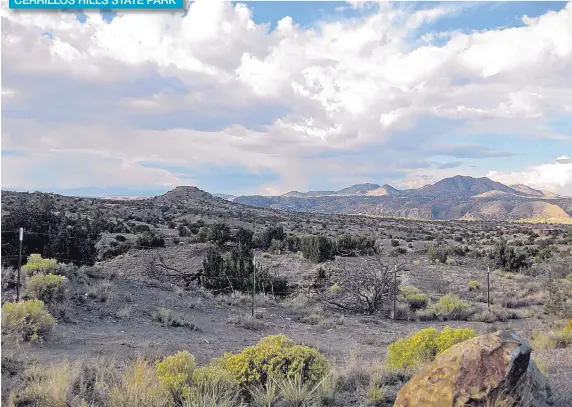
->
xmin=25 ymin=273 xmax=67 ymax=304
xmin=189 ymin=365 xmax=241 ymax=405
xmin=1 ymin=299 xmax=56 ymax=343
xmin=255 ymin=225 xmax=285 ymax=250
xmin=386 ymin=326 xmax=477 ymax=370
xmin=405 ymin=293 xmax=428 ymax=311
xmin=426 ymin=245 xmax=448 ymax=264
xmin=468 ymin=281 xmax=482 ymax=291
xmin=153 ymin=307 xmax=197 ymax=330
xmin=335 ymin=234 xmax=376 ymax=256
xmin=22 ymin=253 xmax=59 ymax=276
xmin=233 ymin=227 xmax=254 ymax=247
xmin=555 ymin=319 xmax=572 ymax=347
xmin=202 ymin=245 xmax=288 ymax=296
xmin=430 ymin=294 xmax=470 ymax=319
xmin=156 ymin=351 xmax=195 ymax=402
xmin=109 ymin=358 xmax=168 ymax=407
xmin=1 ymin=197 xmax=104 ymax=268
xmin=217 ymin=334 xmax=328 ymax=388
xmin=300 ymin=235 xmax=335 ymax=263
xmin=136 ymin=231 xmax=165 ymax=248
xmin=435 ymin=326 xmax=477 ymax=354
xmin=390 ymin=247 xmax=407 ymax=256
xmin=489 ymin=240 xmax=531 ymax=271
xmin=399 ymin=286 xmax=420 ymax=295
xmin=8 ymin=363 xmax=80 ymax=407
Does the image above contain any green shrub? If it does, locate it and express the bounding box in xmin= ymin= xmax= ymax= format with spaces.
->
xmin=399 ymin=286 xmax=420 ymax=295
xmin=430 ymin=294 xmax=470 ymax=319
xmin=405 ymin=293 xmax=428 ymax=311
xmin=136 ymin=231 xmax=165 ymax=248
xmin=386 ymin=326 xmax=477 ymax=370
xmin=25 ymin=273 xmax=67 ymax=304
xmin=468 ymin=281 xmax=482 ymax=291
xmin=22 ymin=254 xmax=59 ymax=276
xmin=1 ymin=299 xmax=56 ymax=343
xmin=217 ymin=334 xmax=328 ymax=388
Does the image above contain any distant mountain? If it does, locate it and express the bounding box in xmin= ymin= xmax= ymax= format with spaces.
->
xmin=336 ymin=183 xmax=381 ymax=195
xmin=366 ymin=184 xmax=400 ymax=196
xmin=234 ymin=176 xmax=572 ymax=221
xmin=155 ymin=186 xmax=212 ymax=203
xmin=281 ymin=183 xmax=399 ymax=198
xmin=413 ymin=176 xmax=522 ymax=199
xmin=510 ymin=184 xmax=545 ymax=197
xmin=282 ymin=190 xmax=337 ymax=197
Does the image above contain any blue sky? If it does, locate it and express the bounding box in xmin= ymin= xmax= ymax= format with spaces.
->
xmin=2 ymin=1 xmax=571 ymax=197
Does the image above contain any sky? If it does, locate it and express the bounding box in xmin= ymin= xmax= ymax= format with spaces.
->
xmin=1 ymin=0 xmax=572 ymax=197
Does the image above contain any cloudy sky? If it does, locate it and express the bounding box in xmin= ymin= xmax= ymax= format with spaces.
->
xmin=1 ymin=0 xmax=571 ymax=197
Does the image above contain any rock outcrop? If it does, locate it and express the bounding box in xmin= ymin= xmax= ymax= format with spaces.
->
xmin=393 ymin=330 xmax=552 ymax=407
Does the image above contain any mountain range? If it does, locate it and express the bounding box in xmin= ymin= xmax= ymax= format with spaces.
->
xmin=225 ymin=176 xmax=572 ymax=222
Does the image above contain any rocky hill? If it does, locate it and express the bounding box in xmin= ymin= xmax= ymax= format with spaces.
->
xmin=234 ymin=176 xmax=572 ymax=221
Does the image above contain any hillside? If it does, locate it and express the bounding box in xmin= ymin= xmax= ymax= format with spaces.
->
xmin=235 ymin=176 xmax=572 ymax=221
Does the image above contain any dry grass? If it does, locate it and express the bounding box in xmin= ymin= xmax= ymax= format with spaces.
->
xmin=227 ymin=314 xmax=265 ymax=331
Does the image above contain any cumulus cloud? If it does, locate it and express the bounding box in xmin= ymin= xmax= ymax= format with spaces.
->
xmin=487 ymin=157 xmax=572 ymax=196
xmin=1 ymin=0 xmax=572 ymax=194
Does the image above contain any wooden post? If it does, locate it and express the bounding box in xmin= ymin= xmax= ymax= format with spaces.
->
xmin=487 ymin=266 xmax=490 ymax=307
xmin=251 ymin=255 xmax=256 ymax=317
xmin=392 ymin=264 xmax=397 ymax=320
xmin=16 ymin=228 xmax=23 ymax=302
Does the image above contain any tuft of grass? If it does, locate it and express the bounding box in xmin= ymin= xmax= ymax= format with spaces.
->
xmin=227 ymin=314 xmax=265 ymax=331
xmin=249 ymin=378 xmax=280 ymax=407
xmin=9 ymin=363 xmax=78 ymax=407
xmin=109 ymin=358 xmax=169 ymax=407
xmin=153 ymin=307 xmax=198 ymax=330
xmin=367 ymin=370 xmax=390 ymax=405
xmin=273 ymin=373 xmax=320 ymax=407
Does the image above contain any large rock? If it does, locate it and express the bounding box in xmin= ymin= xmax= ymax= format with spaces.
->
xmin=393 ymin=330 xmax=553 ymax=407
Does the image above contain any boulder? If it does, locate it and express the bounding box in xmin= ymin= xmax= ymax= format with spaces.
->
xmin=393 ymin=329 xmax=553 ymax=407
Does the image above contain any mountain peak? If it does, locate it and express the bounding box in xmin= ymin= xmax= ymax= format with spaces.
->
xmin=336 ymin=183 xmax=381 ymax=195
xmin=156 ymin=186 xmax=211 ymax=202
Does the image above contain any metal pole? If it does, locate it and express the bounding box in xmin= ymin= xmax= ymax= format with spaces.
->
xmin=487 ymin=266 xmax=490 ymax=307
xmin=392 ymin=264 xmax=397 ymax=320
xmin=16 ymin=228 xmax=23 ymax=302
xmin=251 ymin=255 xmax=256 ymax=317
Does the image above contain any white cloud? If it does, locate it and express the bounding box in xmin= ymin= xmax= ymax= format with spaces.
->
xmin=1 ymin=0 xmax=572 ymax=194
xmin=487 ymin=158 xmax=572 ymax=196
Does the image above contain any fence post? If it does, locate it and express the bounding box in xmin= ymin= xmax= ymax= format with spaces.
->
xmin=251 ymin=255 xmax=256 ymax=317
xmin=392 ymin=264 xmax=397 ymax=320
xmin=16 ymin=228 xmax=23 ymax=302
xmin=487 ymin=266 xmax=490 ymax=307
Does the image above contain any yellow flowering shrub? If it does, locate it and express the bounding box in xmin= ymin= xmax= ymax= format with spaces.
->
xmin=23 ymin=254 xmax=59 ymax=275
xmin=1 ymin=299 xmax=56 ymax=343
xmin=386 ymin=326 xmax=477 ymax=370
xmin=217 ymin=334 xmax=328 ymax=387
xmin=435 ymin=326 xmax=478 ymax=354
xmin=156 ymin=351 xmax=195 ymax=400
